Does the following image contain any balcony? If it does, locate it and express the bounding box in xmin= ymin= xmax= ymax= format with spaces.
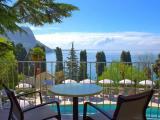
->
xmin=0 ymin=61 xmax=159 ymax=120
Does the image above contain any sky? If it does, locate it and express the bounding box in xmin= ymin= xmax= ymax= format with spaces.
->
xmin=28 ymin=0 xmax=160 ymax=52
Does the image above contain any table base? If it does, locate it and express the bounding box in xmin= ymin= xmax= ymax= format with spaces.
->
xmin=73 ymin=97 xmax=78 ymax=120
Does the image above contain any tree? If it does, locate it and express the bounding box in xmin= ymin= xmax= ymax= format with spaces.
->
xmin=98 ymin=62 xmax=147 ymax=85
xmin=31 ymin=47 xmax=45 ymax=61
xmin=0 ymin=0 xmax=78 ymax=34
xmin=0 ymin=37 xmax=13 ymax=57
xmin=79 ymin=50 xmax=87 ymax=80
xmin=153 ymin=54 xmax=160 ymax=79
xmin=23 ymin=45 xmax=46 ymax=76
xmin=119 ymin=63 xmax=126 ymax=80
xmin=0 ymin=37 xmax=18 ymax=89
xmin=126 ymin=51 xmax=132 ymax=65
xmin=15 ymin=43 xmax=27 ymax=61
xmin=120 ymin=51 xmax=126 ymax=63
xmin=55 ymin=71 xmax=64 ymax=84
xmin=55 ymin=47 xmax=63 ymax=72
xmin=34 ymin=44 xmax=46 ymax=72
xmin=138 ymin=54 xmax=155 ymax=79
xmin=24 ymin=49 xmax=34 ymax=76
xmin=14 ymin=43 xmax=27 ymax=73
xmin=31 ymin=47 xmax=45 ymax=75
xmin=11 ymin=41 xmax=16 ymax=56
xmin=96 ymin=51 xmax=106 ymax=76
xmin=120 ymin=50 xmax=132 ymax=65
xmin=66 ymin=42 xmax=79 ymax=81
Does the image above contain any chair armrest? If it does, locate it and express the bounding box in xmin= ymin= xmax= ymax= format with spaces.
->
xmin=83 ymin=102 xmax=112 ymax=120
xmin=22 ymin=100 xmax=61 ymax=117
xmin=16 ymin=91 xmax=42 ymax=104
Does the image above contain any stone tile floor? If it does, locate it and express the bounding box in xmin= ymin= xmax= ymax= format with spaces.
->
xmin=0 ymin=109 xmax=83 ymax=120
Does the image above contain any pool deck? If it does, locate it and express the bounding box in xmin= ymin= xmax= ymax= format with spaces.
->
xmin=0 ymin=109 xmax=9 ymax=120
xmin=0 ymin=108 xmax=157 ymax=120
xmin=0 ymin=109 xmax=83 ymax=120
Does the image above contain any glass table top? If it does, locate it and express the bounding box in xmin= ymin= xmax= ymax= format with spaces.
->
xmin=50 ymin=83 xmax=103 ymax=97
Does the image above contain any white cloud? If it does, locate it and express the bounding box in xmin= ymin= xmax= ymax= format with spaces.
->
xmin=30 ymin=26 xmax=60 ymax=31
xmin=35 ymin=32 xmax=160 ymax=52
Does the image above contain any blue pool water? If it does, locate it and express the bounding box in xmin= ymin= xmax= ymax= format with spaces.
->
xmin=50 ymin=104 xmax=160 ymax=119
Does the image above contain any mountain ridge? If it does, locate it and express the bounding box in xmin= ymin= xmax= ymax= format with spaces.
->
xmin=1 ymin=27 xmax=52 ymax=52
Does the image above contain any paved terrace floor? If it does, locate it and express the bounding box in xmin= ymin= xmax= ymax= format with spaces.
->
xmin=0 ymin=109 xmax=83 ymax=120
xmin=0 ymin=109 xmax=157 ymax=120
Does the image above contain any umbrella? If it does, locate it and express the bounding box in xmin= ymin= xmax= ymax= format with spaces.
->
xmin=18 ymin=99 xmax=30 ymax=108
xmin=3 ymin=99 xmax=30 ymax=109
xmin=62 ymin=79 xmax=77 ymax=84
xmin=89 ymin=96 xmax=104 ymax=102
xmin=139 ymin=80 xmax=155 ymax=86
xmin=119 ymin=79 xmax=135 ymax=85
xmin=16 ymin=83 xmax=32 ymax=89
xmin=42 ymin=80 xmax=54 ymax=86
xmin=80 ymin=79 xmax=96 ymax=84
xmin=99 ymin=79 xmax=114 ymax=84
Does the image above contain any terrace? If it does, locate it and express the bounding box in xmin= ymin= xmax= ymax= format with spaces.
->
xmin=0 ymin=61 xmax=159 ymax=120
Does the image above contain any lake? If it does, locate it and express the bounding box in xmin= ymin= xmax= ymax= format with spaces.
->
xmin=46 ymin=50 xmax=158 ymax=79
xmin=46 ymin=50 xmax=158 ymax=62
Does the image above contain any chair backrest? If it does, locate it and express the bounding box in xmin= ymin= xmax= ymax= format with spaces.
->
xmin=113 ymin=89 xmax=154 ymax=120
xmin=2 ymin=84 xmax=23 ymax=120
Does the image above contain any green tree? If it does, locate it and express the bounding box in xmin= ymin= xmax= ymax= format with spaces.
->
xmin=31 ymin=47 xmax=45 ymax=61
xmin=66 ymin=42 xmax=79 ymax=81
xmin=14 ymin=43 xmax=27 ymax=73
xmin=79 ymin=50 xmax=87 ymax=80
xmin=0 ymin=37 xmax=18 ymax=89
xmin=15 ymin=43 xmax=27 ymax=61
xmin=99 ymin=62 xmax=147 ymax=85
xmin=55 ymin=71 xmax=64 ymax=84
xmin=96 ymin=51 xmax=106 ymax=76
xmin=0 ymin=38 xmax=13 ymax=57
xmin=24 ymin=49 xmax=34 ymax=76
xmin=126 ymin=51 xmax=132 ymax=65
xmin=120 ymin=50 xmax=132 ymax=65
xmin=11 ymin=41 xmax=16 ymax=56
xmin=34 ymin=44 xmax=46 ymax=72
xmin=153 ymin=54 xmax=160 ymax=79
xmin=55 ymin=47 xmax=63 ymax=72
xmin=138 ymin=54 xmax=155 ymax=79
xmin=31 ymin=47 xmax=45 ymax=75
xmin=0 ymin=0 xmax=78 ymax=34
xmin=120 ymin=51 xmax=126 ymax=63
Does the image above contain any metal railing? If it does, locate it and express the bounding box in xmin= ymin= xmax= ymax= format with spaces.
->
xmin=0 ymin=61 xmax=159 ymax=119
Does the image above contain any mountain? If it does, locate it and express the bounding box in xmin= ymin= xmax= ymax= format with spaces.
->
xmin=1 ymin=27 xmax=52 ymax=52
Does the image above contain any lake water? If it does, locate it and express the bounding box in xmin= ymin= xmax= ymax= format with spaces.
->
xmin=47 ymin=51 xmax=139 ymax=62
xmin=46 ymin=50 xmax=158 ymax=79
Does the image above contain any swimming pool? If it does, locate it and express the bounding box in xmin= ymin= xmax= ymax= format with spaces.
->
xmin=50 ymin=104 xmax=160 ymax=119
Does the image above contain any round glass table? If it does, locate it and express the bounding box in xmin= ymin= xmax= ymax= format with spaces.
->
xmin=50 ymin=83 xmax=103 ymax=120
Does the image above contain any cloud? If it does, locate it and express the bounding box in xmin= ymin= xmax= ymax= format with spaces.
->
xmin=30 ymin=26 xmax=60 ymax=31
xmin=35 ymin=32 xmax=160 ymax=52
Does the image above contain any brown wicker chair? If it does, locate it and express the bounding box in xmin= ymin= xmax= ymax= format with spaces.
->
xmin=3 ymin=84 xmax=61 ymax=120
xmin=83 ymin=89 xmax=154 ymax=120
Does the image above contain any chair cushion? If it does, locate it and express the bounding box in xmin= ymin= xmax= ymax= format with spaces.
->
xmin=0 ymin=109 xmax=10 ymax=120
xmin=24 ymin=105 xmax=58 ymax=120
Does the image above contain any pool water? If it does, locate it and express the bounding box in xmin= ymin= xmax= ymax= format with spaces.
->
xmin=50 ymin=104 xmax=160 ymax=119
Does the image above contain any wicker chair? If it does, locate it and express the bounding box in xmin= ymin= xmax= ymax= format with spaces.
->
xmin=83 ymin=89 xmax=154 ymax=120
xmin=3 ymin=84 xmax=61 ymax=120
